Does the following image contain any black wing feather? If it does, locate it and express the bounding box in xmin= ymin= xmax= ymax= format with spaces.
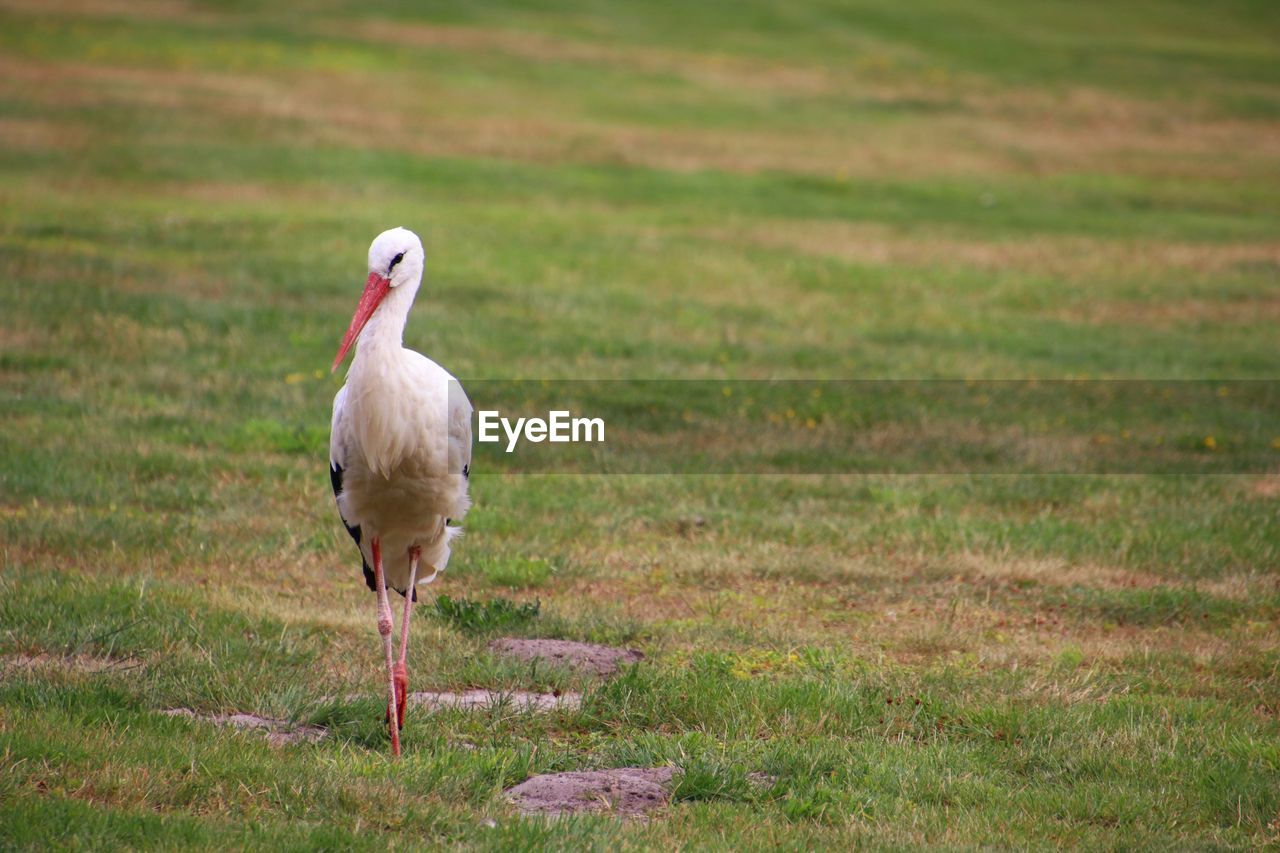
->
xmin=330 ymin=461 xmax=376 ymax=593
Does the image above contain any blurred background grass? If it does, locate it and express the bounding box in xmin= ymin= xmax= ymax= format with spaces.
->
xmin=1 ymin=0 xmax=1279 ymax=847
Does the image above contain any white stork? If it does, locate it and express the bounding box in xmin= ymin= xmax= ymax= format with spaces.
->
xmin=328 ymin=227 xmax=472 ymax=757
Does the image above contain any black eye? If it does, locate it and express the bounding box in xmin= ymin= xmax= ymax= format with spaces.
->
xmin=388 ymin=252 xmax=405 ymax=272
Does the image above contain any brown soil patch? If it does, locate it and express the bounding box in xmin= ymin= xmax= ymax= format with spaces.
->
xmin=409 ymin=689 xmax=581 ymax=712
xmin=505 ymin=767 xmax=674 ymax=817
xmin=161 ymin=709 xmax=326 ymax=746
xmin=488 ymin=638 xmax=644 ymax=677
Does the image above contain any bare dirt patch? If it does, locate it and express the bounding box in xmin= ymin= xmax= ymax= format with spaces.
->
xmin=160 ymin=709 xmax=326 ymax=746
xmin=506 ymin=767 xmax=674 ymax=817
xmin=409 ymin=689 xmax=581 ymax=712
xmin=488 ymin=638 xmax=644 ymax=677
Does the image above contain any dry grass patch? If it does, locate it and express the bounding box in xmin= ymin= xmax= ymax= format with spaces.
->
xmin=972 ymin=88 xmax=1280 ymax=179
xmin=330 ymin=16 xmax=1280 ymax=178
xmin=0 ymin=56 xmax=396 ymax=148
xmin=551 ymin=543 xmax=1277 ymax=674
xmin=0 ymin=116 xmax=86 ymax=151
xmin=535 ymin=120 xmax=998 ymax=178
xmin=960 ymin=553 xmax=1279 ymax=607
xmin=955 ymin=553 xmax=1173 ymax=595
xmin=5 ymin=8 xmax=1279 ymax=182
xmin=13 ymin=45 xmax=1271 ymax=185
xmin=1075 ymin=625 xmax=1278 ymax=674
xmin=0 ymin=0 xmax=198 ymax=21
xmin=1061 ymin=296 xmax=1280 ymax=330
xmin=407 ymin=43 xmax=1280 ymax=179
xmin=165 ymin=180 xmax=342 ymax=206
xmin=7 ymin=50 xmax=1274 ymax=184
xmin=711 ymin=219 xmax=1280 ymax=278
xmin=1 ymin=652 xmax=145 ymax=675
xmin=973 ymin=618 xmax=1268 ymax=691
xmin=0 ymin=56 xmax=195 ymax=112
xmin=1245 ymin=473 xmax=1280 ymax=499
xmin=326 ymin=19 xmax=842 ymax=99
xmin=604 ymin=420 xmax=1128 ymax=477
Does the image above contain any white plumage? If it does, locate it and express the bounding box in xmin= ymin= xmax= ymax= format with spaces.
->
xmin=330 ymin=227 xmax=472 ymax=594
xmin=327 ymin=227 xmax=472 ymax=755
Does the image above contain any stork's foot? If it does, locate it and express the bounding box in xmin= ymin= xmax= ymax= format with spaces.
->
xmin=387 ymin=662 xmax=408 ymax=731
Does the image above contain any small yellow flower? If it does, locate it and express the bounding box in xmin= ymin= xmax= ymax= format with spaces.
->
xmin=1271 ymin=437 xmax=1280 ymax=450
xmin=1202 ymin=436 xmax=1217 ymax=450
xmin=284 ymin=372 xmax=306 ymax=385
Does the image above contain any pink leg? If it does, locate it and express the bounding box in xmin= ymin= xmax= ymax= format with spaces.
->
xmin=391 ymin=546 xmax=421 ymax=730
xmin=371 ymin=537 xmax=400 ymax=757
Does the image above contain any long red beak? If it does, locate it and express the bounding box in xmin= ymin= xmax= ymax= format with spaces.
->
xmin=332 ymin=272 xmax=391 ymax=372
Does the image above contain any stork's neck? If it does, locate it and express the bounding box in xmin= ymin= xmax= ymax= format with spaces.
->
xmin=354 ymin=282 xmax=417 ymax=359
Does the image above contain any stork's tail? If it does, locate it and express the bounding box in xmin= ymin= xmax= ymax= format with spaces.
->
xmin=417 ymin=523 xmax=462 ymax=587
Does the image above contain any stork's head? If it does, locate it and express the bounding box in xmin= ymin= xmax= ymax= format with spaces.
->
xmin=332 ymin=227 xmax=425 ymax=372
xmin=368 ymin=226 xmax=425 ymax=290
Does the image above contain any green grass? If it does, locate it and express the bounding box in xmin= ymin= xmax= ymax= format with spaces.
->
xmin=2 ymin=0 xmax=1279 ymax=848
xmin=432 ymin=595 xmax=542 ymax=635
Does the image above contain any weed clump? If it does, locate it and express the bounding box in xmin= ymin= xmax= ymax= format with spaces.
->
xmin=432 ymin=594 xmax=540 ymax=634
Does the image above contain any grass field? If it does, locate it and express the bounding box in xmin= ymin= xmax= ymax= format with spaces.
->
xmin=2 ymin=0 xmax=1279 ymax=847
